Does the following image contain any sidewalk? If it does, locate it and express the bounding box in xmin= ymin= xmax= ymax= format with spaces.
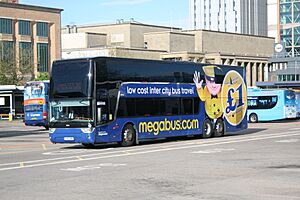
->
xmin=0 ymin=119 xmax=25 ymax=127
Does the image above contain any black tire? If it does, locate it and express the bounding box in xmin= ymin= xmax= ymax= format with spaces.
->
xmin=44 ymin=125 xmax=49 ymax=130
xmin=214 ymin=118 xmax=224 ymax=137
xmin=120 ymin=124 xmax=136 ymax=147
xmin=249 ymin=113 xmax=258 ymax=123
xmin=202 ymin=119 xmax=213 ymax=138
xmin=82 ymin=143 xmax=95 ymax=148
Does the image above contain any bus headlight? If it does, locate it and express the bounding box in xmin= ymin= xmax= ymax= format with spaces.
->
xmin=81 ymin=128 xmax=95 ymax=133
xmin=49 ymin=128 xmax=56 ymax=133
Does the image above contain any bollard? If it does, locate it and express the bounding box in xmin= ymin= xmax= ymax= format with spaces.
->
xmin=8 ymin=113 xmax=13 ymax=121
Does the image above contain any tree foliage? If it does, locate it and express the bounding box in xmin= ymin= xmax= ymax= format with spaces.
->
xmin=0 ymin=41 xmax=34 ymax=85
xmin=34 ymin=72 xmax=49 ymax=81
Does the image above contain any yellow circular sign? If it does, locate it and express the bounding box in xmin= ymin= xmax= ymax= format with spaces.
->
xmin=221 ymin=70 xmax=247 ymax=126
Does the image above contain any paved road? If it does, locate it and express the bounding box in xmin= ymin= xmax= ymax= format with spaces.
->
xmin=0 ymin=120 xmax=300 ymax=200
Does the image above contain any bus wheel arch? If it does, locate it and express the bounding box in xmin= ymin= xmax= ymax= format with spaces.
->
xmin=214 ymin=118 xmax=224 ymax=137
xmin=120 ymin=123 xmax=136 ymax=147
xmin=202 ymin=118 xmax=213 ymax=138
xmin=249 ymin=113 xmax=258 ymax=123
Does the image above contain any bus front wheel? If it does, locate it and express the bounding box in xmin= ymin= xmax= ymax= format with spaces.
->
xmin=202 ymin=119 xmax=213 ymax=138
xmin=249 ymin=113 xmax=258 ymax=123
xmin=214 ymin=119 xmax=224 ymax=137
xmin=120 ymin=124 xmax=136 ymax=147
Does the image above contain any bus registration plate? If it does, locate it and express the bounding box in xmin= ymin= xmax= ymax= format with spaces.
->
xmin=64 ymin=137 xmax=74 ymax=141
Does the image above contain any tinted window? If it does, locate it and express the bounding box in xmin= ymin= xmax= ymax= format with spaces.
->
xmin=117 ymin=97 xmax=200 ymax=118
xmin=50 ymin=60 xmax=93 ymax=98
xmin=182 ymin=98 xmax=193 ymax=115
xmin=95 ymin=58 xmax=243 ymax=85
xmin=247 ymin=96 xmax=278 ymax=109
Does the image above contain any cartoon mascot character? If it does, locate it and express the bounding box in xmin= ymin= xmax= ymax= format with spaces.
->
xmin=193 ymin=66 xmax=223 ymax=120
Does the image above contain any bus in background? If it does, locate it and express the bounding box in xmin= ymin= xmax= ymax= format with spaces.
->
xmin=49 ymin=57 xmax=248 ymax=147
xmin=24 ymin=81 xmax=49 ymax=129
xmin=295 ymin=91 xmax=300 ymax=118
xmin=247 ymin=88 xmax=296 ymax=123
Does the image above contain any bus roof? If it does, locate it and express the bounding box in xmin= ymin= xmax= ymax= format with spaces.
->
xmin=54 ymin=56 xmax=243 ymax=69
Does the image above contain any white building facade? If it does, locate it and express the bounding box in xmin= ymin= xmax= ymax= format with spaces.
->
xmin=190 ymin=0 xmax=267 ymax=36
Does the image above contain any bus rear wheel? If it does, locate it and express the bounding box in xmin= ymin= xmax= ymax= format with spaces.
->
xmin=249 ymin=113 xmax=258 ymax=123
xmin=214 ymin=119 xmax=224 ymax=137
xmin=120 ymin=124 xmax=136 ymax=147
xmin=202 ymin=119 xmax=213 ymax=138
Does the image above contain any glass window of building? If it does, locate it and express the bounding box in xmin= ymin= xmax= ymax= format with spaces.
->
xmin=0 ymin=41 xmax=14 ymax=62
xmin=19 ymin=42 xmax=33 ymax=68
xmin=294 ymin=2 xmax=300 ymax=23
xmin=280 ymin=3 xmax=292 ymax=24
xmin=19 ymin=20 xmax=31 ymax=36
xmin=281 ymin=28 xmax=293 ymax=47
xmin=37 ymin=43 xmax=49 ymax=72
xmin=0 ymin=18 xmax=13 ymax=34
xmin=36 ymin=22 xmax=49 ymax=37
xmin=294 ymin=27 xmax=300 ymax=46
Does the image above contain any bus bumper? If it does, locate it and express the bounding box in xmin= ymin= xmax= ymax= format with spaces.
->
xmin=49 ymin=128 xmax=95 ymax=144
xmin=25 ymin=119 xmax=47 ymax=127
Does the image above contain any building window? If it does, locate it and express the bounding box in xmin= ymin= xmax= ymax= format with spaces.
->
xmin=37 ymin=43 xmax=49 ymax=72
xmin=36 ymin=22 xmax=49 ymax=37
xmin=19 ymin=42 xmax=33 ymax=69
xmin=0 ymin=41 xmax=14 ymax=62
xmin=19 ymin=20 xmax=31 ymax=36
xmin=0 ymin=18 xmax=13 ymax=34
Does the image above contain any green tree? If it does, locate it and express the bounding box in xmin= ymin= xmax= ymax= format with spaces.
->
xmin=0 ymin=41 xmax=34 ymax=85
xmin=34 ymin=72 xmax=49 ymax=81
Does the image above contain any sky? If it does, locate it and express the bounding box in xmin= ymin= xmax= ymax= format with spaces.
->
xmin=21 ymin=0 xmax=190 ymax=29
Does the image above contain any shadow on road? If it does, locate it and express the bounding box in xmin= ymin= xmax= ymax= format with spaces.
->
xmin=0 ymin=129 xmax=47 ymax=138
xmin=225 ymin=128 xmax=267 ymax=137
xmin=257 ymin=119 xmax=300 ymax=124
xmin=61 ymin=127 xmax=267 ymax=150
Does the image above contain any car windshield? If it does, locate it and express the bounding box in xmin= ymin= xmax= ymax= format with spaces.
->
xmin=50 ymin=99 xmax=93 ymax=123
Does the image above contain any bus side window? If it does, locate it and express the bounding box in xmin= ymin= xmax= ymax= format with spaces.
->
xmin=181 ymin=98 xmax=193 ymax=115
xmin=194 ymin=98 xmax=200 ymax=114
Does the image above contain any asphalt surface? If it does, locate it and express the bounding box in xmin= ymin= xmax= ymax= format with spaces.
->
xmin=0 ymin=119 xmax=300 ymax=200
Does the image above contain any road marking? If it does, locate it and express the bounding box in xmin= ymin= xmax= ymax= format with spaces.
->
xmin=61 ymin=163 xmax=126 ymax=172
xmin=191 ymin=148 xmax=235 ymax=154
xmin=0 ymin=131 xmax=300 ymax=171
xmin=275 ymin=139 xmax=299 ymax=143
xmin=76 ymin=156 xmax=83 ymax=160
xmin=42 ymin=149 xmax=90 ymax=156
xmin=289 ymin=127 xmax=300 ymax=130
xmin=19 ymin=162 xmax=24 ymax=167
xmin=42 ymin=144 xmax=47 ymax=150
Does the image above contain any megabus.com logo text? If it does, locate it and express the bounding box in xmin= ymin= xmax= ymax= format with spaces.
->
xmin=139 ymin=118 xmax=199 ymax=135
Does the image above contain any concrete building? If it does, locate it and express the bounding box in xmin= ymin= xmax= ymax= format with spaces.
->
xmin=62 ymin=21 xmax=274 ymax=87
xmin=189 ymin=0 xmax=268 ymax=36
xmin=0 ymin=1 xmax=62 ymax=81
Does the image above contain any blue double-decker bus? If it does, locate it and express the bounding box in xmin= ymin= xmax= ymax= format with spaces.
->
xmin=49 ymin=57 xmax=248 ymax=147
xmin=24 ymin=81 xmax=49 ymax=129
xmin=247 ymin=88 xmax=297 ymax=122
